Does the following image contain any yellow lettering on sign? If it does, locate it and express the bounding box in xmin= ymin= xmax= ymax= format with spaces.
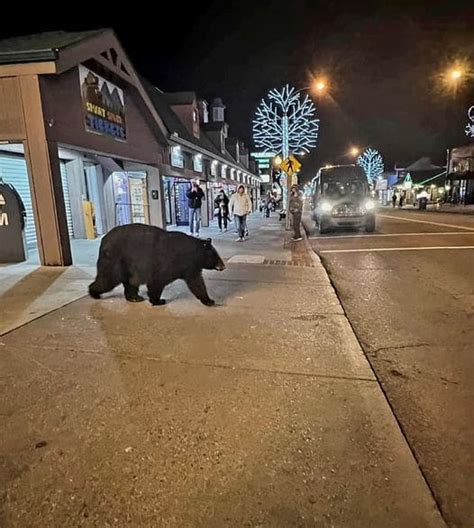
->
xmin=85 ymin=102 xmax=106 ymax=117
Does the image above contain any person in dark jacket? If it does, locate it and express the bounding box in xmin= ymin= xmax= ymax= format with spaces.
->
xmin=398 ymin=192 xmax=405 ymax=208
xmin=264 ymin=191 xmax=273 ymax=218
xmin=214 ymin=190 xmax=229 ymax=232
xmin=289 ymin=185 xmax=303 ymax=241
xmin=186 ymin=181 xmax=205 ymax=237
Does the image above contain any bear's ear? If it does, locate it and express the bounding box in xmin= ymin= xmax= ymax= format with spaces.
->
xmin=205 ymin=238 xmax=212 ymax=245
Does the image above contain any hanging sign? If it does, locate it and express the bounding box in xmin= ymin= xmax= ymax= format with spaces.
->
xmin=79 ymin=65 xmax=127 ymax=141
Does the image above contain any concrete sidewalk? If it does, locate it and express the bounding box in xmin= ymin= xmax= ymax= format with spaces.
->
xmin=0 ymin=213 xmax=445 ymax=527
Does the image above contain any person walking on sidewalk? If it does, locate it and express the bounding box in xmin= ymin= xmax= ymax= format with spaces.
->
xmin=186 ymin=180 xmax=205 ymax=237
xmin=398 ymin=192 xmax=404 ymax=208
xmin=289 ymin=184 xmax=303 ymax=241
xmin=229 ymin=185 xmax=252 ymax=242
xmin=214 ymin=189 xmax=229 ymax=232
xmin=264 ymin=191 xmax=273 ymax=218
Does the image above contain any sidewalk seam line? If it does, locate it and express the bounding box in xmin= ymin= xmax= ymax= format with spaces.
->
xmin=77 ymin=351 xmax=378 ymax=383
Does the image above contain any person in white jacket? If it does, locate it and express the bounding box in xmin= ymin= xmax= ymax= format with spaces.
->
xmin=229 ymin=185 xmax=252 ymax=241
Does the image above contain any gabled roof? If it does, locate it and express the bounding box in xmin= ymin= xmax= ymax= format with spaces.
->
xmin=142 ymin=77 xmax=254 ymax=174
xmin=404 ymin=170 xmax=446 ymax=185
xmin=0 ymin=30 xmax=107 ymax=64
xmin=405 ymin=157 xmax=443 ymax=171
xmin=162 ymin=92 xmax=196 ymax=105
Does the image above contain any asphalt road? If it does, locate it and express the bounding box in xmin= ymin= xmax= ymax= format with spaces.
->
xmin=305 ymin=208 xmax=474 ymax=528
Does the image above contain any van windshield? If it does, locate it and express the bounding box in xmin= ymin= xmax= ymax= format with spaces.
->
xmin=322 ymin=179 xmax=367 ymax=199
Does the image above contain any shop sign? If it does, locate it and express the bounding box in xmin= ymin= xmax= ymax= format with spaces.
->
xmin=171 ymin=147 xmax=184 ymax=168
xmin=403 ymin=173 xmax=413 ymax=190
xmin=79 ymin=66 xmax=127 ymax=141
xmin=375 ymin=179 xmax=388 ymax=190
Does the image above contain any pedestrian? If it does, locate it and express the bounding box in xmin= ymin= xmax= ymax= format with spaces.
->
xmin=289 ymin=184 xmax=303 ymax=241
xmin=392 ymin=191 xmax=397 ymax=208
xmin=186 ymin=180 xmax=205 ymax=237
xmin=214 ymin=189 xmax=229 ymax=232
xmin=229 ymin=185 xmax=252 ymax=242
xmin=264 ymin=191 xmax=273 ymax=218
xmin=398 ymin=192 xmax=404 ymax=208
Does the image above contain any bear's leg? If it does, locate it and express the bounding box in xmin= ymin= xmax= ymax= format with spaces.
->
xmin=147 ymin=281 xmax=166 ymax=306
xmin=89 ymin=277 xmax=120 ymax=299
xmin=89 ymin=253 xmax=121 ymax=299
xmin=185 ymin=274 xmax=215 ymax=306
xmin=123 ymin=279 xmax=145 ymax=303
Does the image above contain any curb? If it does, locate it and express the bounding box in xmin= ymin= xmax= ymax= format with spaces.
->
xmin=381 ymin=207 xmax=474 ymax=216
xmin=301 ymin=219 xmax=322 ymax=266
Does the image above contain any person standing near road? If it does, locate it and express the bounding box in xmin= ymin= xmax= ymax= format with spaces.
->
xmin=229 ymin=185 xmax=252 ymax=242
xmin=392 ymin=191 xmax=398 ymax=208
xmin=186 ymin=180 xmax=205 ymax=237
xmin=289 ymin=184 xmax=303 ymax=241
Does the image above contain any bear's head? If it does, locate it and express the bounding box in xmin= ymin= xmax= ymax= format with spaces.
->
xmin=201 ymin=238 xmax=226 ymax=271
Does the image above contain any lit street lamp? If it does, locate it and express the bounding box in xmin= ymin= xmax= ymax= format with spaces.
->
xmin=350 ymin=147 xmax=360 ymax=157
xmin=313 ymin=79 xmax=328 ymax=95
xmin=450 ymin=69 xmax=462 ymax=81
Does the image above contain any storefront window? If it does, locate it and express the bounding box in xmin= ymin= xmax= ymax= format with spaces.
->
xmin=211 ymin=161 xmax=218 ymax=177
xmin=175 ymin=180 xmax=191 ymax=226
xmin=171 ymin=147 xmax=184 ymax=168
xmin=221 ymin=165 xmax=227 ymax=179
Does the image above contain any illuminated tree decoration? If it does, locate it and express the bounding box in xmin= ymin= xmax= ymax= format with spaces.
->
xmin=252 ymin=85 xmax=319 ymax=158
xmin=465 ymin=106 xmax=474 ymax=138
xmin=357 ymin=148 xmax=384 ymax=183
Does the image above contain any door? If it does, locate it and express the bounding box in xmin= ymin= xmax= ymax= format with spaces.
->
xmin=129 ymin=175 xmax=148 ymax=224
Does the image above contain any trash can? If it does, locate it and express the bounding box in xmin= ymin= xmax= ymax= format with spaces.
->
xmin=0 ymin=182 xmax=27 ymax=263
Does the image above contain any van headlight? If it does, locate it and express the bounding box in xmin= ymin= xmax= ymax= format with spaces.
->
xmin=364 ymin=200 xmax=375 ymax=211
xmin=320 ymin=201 xmax=332 ymax=212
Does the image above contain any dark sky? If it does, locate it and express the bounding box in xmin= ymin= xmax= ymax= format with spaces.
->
xmin=1 ymin=0 xmax=473 ymax=178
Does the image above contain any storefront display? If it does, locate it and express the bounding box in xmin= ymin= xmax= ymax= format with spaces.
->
xmin=175 ymin=180 xmax=191 ymax=226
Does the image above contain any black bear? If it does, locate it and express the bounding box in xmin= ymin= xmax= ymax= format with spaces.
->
xmin=88 ymin=224 xmax=226 ymax=306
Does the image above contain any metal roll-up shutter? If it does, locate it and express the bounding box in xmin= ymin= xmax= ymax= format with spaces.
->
xmin=0 ymin=153 xmax=37 ymax=248
xmin=60 ymin=162 xmax=74 ymax=238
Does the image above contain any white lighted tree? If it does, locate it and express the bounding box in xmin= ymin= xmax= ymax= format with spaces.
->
xmin=357 ymin=148 xmax=384 ymax=183
xmin=252 ymin=85 xmax=319 ymax=159
xmin=465 ymin=106 xmax=474 ymax=138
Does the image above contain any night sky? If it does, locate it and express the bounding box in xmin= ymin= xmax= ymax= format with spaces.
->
xmin=1 ymin=1 xmax=473 ymax=180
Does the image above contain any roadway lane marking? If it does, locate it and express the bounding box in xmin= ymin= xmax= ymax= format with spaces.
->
xmin=321 ymin=246 xmax=474 ymax=254
xmin=309 ymin=231 xmax=474 ymax=240
xmin=377 ymin=214 xmax=474 ymax=232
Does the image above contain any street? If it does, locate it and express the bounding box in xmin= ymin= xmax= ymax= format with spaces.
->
xmin=305 ymin=209 xmax=474 ymax=527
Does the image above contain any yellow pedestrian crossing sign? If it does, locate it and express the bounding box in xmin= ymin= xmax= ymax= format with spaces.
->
xmin=280 ymin=155 xmax=301 ymax=176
